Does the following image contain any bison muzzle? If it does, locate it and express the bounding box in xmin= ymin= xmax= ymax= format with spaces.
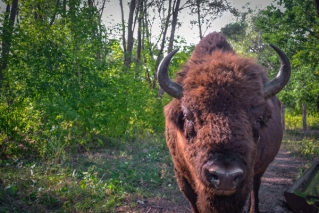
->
xmin=157 ymin=32 xmax=291 ymax=213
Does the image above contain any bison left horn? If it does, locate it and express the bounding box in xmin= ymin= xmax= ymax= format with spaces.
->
xmin=263 ymin=44 xmax=291 ymax=99
xmin=157 ymin=49 xmax=183 ymax=99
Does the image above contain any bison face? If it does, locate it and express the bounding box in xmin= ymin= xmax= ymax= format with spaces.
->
xmin=179 ymin=94 xmax=263 ymax=196
xmin=179 ymin=99 xmax=266 ymax=196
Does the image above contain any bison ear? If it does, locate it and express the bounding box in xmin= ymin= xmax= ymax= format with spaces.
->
xmin=164 ymin=99 xmax=185 ymax=130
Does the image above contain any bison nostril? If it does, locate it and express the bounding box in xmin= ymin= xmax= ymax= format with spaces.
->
xmin=233 ymin=175 xmax=241 ymax=185
xmin=211 ymin=174 xmax=219 ymax=181
xmin=232 ymin=170 xmax=244 ymax=184
xmin=207 ymin=169 xmax=220 ymax=186
xmin=211 ymin=174 xmax=219 ymax=184
xmin=233 ymin=170 xmax=243 ymax=180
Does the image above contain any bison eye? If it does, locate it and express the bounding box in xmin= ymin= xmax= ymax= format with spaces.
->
xmin=182 ymin=105 xmax=194 ymax=121
xmin=184 ymin=119 xmax=195 ymax=139
xmin=181 ymin=105 xmax=195 ymax=139
xmin=253 ymin=116 xmax=264 ymax=142
xmin=181 ymin=105 xmax=194 ymax=122
xmin=257 ymin=116 xmax=267 ymax=127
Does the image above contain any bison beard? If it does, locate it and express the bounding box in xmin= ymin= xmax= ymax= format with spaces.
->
xmin=208 ymin=194 xmax=247 ymax=213
xmin=157 ymin=32 xmax=291 ymax=213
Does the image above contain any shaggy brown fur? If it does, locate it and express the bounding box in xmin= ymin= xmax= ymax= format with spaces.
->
xmin=163 ymin=32 xmax=283 ymax=213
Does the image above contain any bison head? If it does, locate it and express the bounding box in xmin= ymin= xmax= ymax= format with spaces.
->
xmin=157 ymin=33 xmax=290 ymax=212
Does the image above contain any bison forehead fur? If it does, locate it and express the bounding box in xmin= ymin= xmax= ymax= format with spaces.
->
xmin=159 ymin=32 xmax=290 ymax=213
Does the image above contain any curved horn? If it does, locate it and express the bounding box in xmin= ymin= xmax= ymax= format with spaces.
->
xmin=263 ymin=44 xmax=291 ymax=99
xmin=157 ymin=49 xmax=183 ymax=99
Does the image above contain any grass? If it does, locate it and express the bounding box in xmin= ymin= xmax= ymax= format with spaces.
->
xmin=282 ymin=130 xmax=319 ymax=157
xmin=282 ymin=111 xmax=319 ymax=156
xmin=0 ymin=134 xmax=181 ymax=213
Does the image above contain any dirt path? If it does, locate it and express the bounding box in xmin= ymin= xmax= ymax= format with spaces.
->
xmin=121 ymin=148 xmax=315 ymax=213
xmin=257 ymin=148 xmax=308 ymax=213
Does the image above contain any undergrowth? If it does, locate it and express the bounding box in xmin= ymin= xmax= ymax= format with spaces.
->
xmin=0 ymin=134 xmax=180 ymax=213
xmin=282 ymin=130 xmax=319 ymax=157
xmin=285 ymin=112 xmax=319 ymax=130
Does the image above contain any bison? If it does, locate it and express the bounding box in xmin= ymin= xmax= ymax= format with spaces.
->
xmin=157 ymin=32 xmax=291 ymax=213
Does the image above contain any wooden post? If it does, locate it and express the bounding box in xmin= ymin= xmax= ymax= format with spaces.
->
xmin=302 ymin=103 xmax=307 ymax=132
xmin=281 ymin=104 xmax=285 ymax=131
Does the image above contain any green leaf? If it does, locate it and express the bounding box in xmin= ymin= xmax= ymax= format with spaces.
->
xmin=294 ymin=189 xmax=307 ymax=197
xmin=5 ymin=185 xmax=18 ymax=196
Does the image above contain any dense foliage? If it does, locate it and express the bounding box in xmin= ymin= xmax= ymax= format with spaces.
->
xmin=0 ymin=0 xmax=192 ymax=158
xmin=222 ymin=0 xmax=319 ymax=114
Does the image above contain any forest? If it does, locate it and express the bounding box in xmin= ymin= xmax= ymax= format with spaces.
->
xmin=0 ymin=0 xmax=319 ymax=212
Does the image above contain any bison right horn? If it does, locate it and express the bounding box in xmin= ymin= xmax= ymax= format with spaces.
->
xmin=263 ymin=44 xmax=291 ymax=99
xmin=157 ymin=49 xmax=183 ymax=99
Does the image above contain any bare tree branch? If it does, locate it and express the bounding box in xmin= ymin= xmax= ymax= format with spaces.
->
xmin=50 ymin=0 xmax=60 ymax=26
xmin=99 ymin=0 xmax=107 ymax=20
xmin=168 ymin=0 xmax=181 ymax=52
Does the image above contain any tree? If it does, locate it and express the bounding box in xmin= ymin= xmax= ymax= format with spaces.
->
xmin=187 ymin=0 xmax=237 ymax=39
xmin=220 ymin=7 xmax=270 ymax=62
xmin=0 ymin=0 xmax=116 ymax=157
xmin=1 ymin=0 xmax=18 ymax=89
xmin=255 ymin=0 xmax=319 ymax=112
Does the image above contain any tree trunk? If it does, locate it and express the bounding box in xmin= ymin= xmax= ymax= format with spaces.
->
xmin=50 ymin=0 xmax=60 ymax=26
xmin=196 ymin=0 xmax=203 ymax=40
xmin=302 ymin=103 xmax=307 ymax=132
xmin=153 ymin=0 xmax=173 ymax=88
xmin=1 ymin=0 xmax=18 ymax=89
xmin=125 ymin=0 xmax=137 ymax=68
xmin=119 ymin=0 xmax=127 ymax=55
xmin=315 ymin=0 xmax=319 ymax=15
xmin=281 ymin=104 xmax=285 ymax=131
xmin=168 ymin=0 xmax=181 ymax=53
xmin=137 ymin=0 xmax=145 ymax=61
xmin=142 ymin=2 xmax=153 ymax=86
xmin=62 ymin=0 xmax=67 ymax=18
xmin=37 ymin=4 xmax=43 ymax=21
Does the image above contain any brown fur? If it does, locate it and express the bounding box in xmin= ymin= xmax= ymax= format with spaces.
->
xmin=163 ymin=32 xmax=283 ymax=213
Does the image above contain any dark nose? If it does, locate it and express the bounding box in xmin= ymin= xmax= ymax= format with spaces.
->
xmin=207 ymin=166 xmax=244 ymax=190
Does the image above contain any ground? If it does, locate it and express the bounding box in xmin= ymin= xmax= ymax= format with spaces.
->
xmin=117 ymin=148 xmax=318 ymax=213
xmin=257 ymin=149 xmax=308 ymax=213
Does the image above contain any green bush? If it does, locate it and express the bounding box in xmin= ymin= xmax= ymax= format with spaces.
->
xmin=285 ymin=112 xmax=319 ymax=130
xmin=300 ymin=138 xmax=319 ymax=156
